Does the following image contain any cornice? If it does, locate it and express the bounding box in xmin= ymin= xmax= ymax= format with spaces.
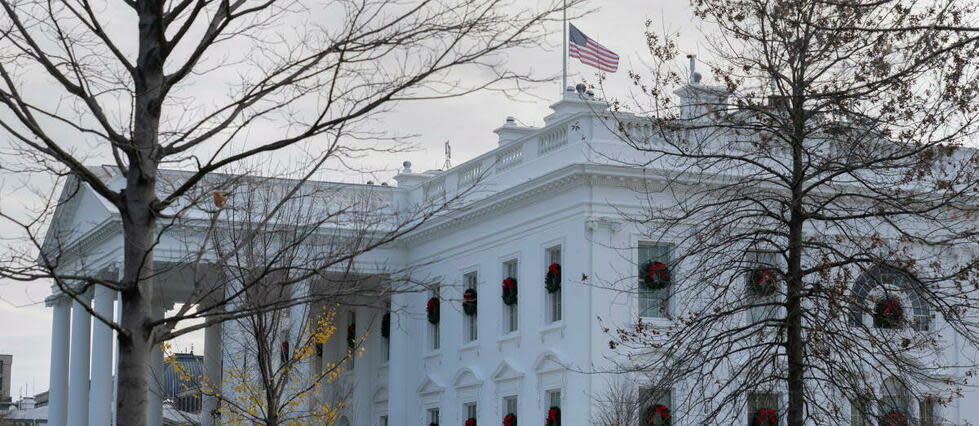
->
xmin=400 ymin=163 xmax=666 ymax=244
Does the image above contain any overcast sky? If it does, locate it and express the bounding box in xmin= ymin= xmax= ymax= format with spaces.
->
xmin=0 ymin=0 xmax=702 ymax=399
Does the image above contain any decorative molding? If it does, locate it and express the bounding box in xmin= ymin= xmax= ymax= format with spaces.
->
xmin=416 ymin=375 xmax=445 ymax=396
xmin=586 ymin=216 xmax=623 ymax=233
xmin=490 ymin=359 xmax=524 ymax=383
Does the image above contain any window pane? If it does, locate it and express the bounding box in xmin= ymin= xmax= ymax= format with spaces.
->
xmin=548 ymin=390 xmax=561 ymax=407
xmin=547 ymin=246 xmax=563 ymax=323
xmin=503 ymin=396 xmax=518 ymax=415
xmin=639 ymin=244 xmax=671 ymax=318
xmin=747 ymin=393 xmax=779 ymax=425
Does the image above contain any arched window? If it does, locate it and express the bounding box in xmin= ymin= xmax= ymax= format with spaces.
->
xmin=849 ymin=266 xmax=929 ymax=331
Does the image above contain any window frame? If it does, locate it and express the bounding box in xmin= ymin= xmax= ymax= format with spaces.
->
xmin=637 ymin=243 xmax=674 ymax=318
xmin=502 ymin=259 xmax=519 ymax=334
xmin=464 ymin=271 xmax=479 ymax=343
xmin=545 ymin=245 xmax=563 ymax=323
xmin=503 ymin=395 xmax=518 ymax=417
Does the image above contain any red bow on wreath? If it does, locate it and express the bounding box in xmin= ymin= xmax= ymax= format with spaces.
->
xmin=884 ymin=412 xmax=908 ymax=426
xmin=646 ymin=263 xmax=670 ymax=281
xmin=502 ymin=278 xmax=517 ymax=292
xmin=882 ymin=300 xmax=901 ymax=316
xmin=548 ymin=263 xmax=561 ymax=275
xmin=756 ymin=408 xmax=777 ymax=424
xmin=651 ymin=404 xmax=670 ymax=420
xmin=503 ymin=413 xmax=517 ymax=426
xmin=756 ymin=269 xmax=775 ymax=285
xmin=465 ymin=419 xmax=476 ymax=426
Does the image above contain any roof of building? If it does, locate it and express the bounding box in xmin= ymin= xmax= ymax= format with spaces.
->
xmin=162 ymin=353 xmax=204 ymax=398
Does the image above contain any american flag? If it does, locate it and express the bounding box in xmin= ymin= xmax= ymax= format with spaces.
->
xmin=569 ymin=24 xmax=619 ymax=73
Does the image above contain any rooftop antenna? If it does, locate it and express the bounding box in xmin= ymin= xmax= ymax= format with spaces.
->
xmin=686 ymin=54 xmax=697 ymax=83
xmin=442 ymin=140 xmax=452 ymax=170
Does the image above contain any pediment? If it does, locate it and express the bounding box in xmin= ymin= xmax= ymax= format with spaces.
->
xmin=491 ymin=360 xmax=524 ymax=383
xmin=41 ymin=175 xmax=118 ymax=261
xmin=453 ymin=367 xmax=484 ymax=389
xmin=534 ymin=351 xmax=567 ymax=375
xmin=416 ymin=375 xmax=445 ymax=396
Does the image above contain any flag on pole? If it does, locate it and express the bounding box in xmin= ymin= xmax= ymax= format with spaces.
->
xmin=568 ymin=24 xmax=619 ymax=73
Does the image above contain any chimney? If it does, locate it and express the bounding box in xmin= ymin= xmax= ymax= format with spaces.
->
xmin=19 ymin=397 xmax=35 ymax=410
xmin=493 ymin=116 xmax=536 ymax=146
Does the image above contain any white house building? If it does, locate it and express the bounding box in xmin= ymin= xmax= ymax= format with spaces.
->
xmin=40 ymin=84 xmax=979 ymax=426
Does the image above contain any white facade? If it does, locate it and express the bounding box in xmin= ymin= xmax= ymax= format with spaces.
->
xmin=41 ymin=88 xmax=979 ymax=425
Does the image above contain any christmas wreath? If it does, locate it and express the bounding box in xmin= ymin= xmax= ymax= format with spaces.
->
xmin=643 ymin=404 xmax=670 ymax=426
xmin=381 ymin=312 xmax=391 ymax=339
xmin=748 ymin=268 xmax=778 ymax=296
xmin=502 ymin=278 xmax=518 ymax=306
xmin=463 ymin=288 xmax=478 ymax=316
xmin=641 ymin=262 xmax=671 ymax=291
xmin=464 ymin=419 xmax=476 ymax=426
xmin=873 ymin=298 xmax=904 ymax=328
xmin=427 ymin=297 xmax=440 ymax=324
xmin=754 ymin=408 xmax=777 ymax=425
xmin=882 ymin=412 xmax=909 ymax=426
xmin=545 ymin=406 xmax=560 ymax=426
xmin=502 ymin=413 xmax=517 ymax=426
xmin=545 ymin=263 xmax=561 ymax=293
xmin=346 ymin=323 xmax=356 ymax=349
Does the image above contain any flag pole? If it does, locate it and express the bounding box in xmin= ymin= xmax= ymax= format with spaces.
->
xmin=562 ymin=0 xmax=567 ymax=96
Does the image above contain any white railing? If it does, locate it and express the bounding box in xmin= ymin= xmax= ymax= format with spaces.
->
xmin=424 ymin=179 xmax=445 ymax=200
xmin=538 ymin=125 xmax=568 ymax=154
xmin=618 ymin=120 xmax=656 ymax=145
xmin=496 ymin=143 xmax=524 ymax=171
xmin=458 ymin=163 xmax=482 ymax=186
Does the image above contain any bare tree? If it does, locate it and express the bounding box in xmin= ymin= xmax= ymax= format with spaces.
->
xmin=593 ymin=377 xmax=645 ymax=426
xmin=0 ymin=0 xmax=580 ymax=423
xmin=596 ymin=0 xmax=979 ymax=424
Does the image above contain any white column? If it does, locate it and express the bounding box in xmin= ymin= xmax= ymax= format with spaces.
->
xmin=47 ymin=296 xmax=70 ymax=426
xmin=200 ymin=319 xmax=222 ymax=426
xmin=288 ymin=281 xmax=312 ymax=415
xmin=89 ymin=286 xmax=114 ymax=425
xmin=67 ymin=293 xmax=92 ymax=426
xmin=147 ymin=304 xmax=164 ymax=426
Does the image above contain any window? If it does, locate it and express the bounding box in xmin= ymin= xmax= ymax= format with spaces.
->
xmin=503 ymin=260 xmax=519 ymax=333
xmin=849 ymin=398 xmax=867 ymax=426
xmin=849 ymin=266 xmax=929 ymax=331
xmin=465 ymin=272 xmax=478 ymax=342
xmin=546 ymin=246 xmax=562 ymax=323
xmin=640 ymin=388 xmax=671 ymax=423
xmin=427 ymin=408 xmax=440 ymax=424
xmin=380 ymin=415 xmax=388 ymax=426
xmin=747 ymin=392 xmax=779 ymax=425
xmin=880 ymin=376 xmax=910 ymax=422
xmin=638 ymin=244 xmax=672 ymax=317
xmin=547 ymin=389 xmax=561 ymax=408
xmin=919 ymin=396 xmax=938 ymax=426
xmin=503 ymin=395 xmax=518 ymax=416
xmin=464 ymin=402 xmax=477 ymax=420
xmin=746 ymin=253 xmax=779 ymax=324
xmin=431 ymin=288 xmax=441 ymax=350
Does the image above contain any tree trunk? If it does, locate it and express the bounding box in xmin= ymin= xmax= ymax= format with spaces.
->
xmin=115 ymin=0 xmax=165 ymax=423
xmin=786 ymin=86 xmax=807 ymax=425
xmin=786 ymin=216 xmax=805 ymax=425
xmin=115 ymin=175 xmax=159 ymax=425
